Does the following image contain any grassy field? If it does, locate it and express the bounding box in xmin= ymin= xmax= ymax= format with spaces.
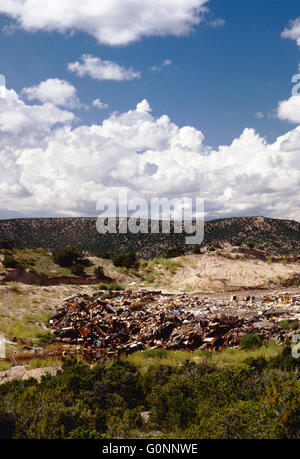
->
xmin=0 ymin=283 xmax=91 ymax=345
xmin=122 ymin=342 xmax=282 ymax=372
xmin=0 ymin=343 xmax=283 ymax=373
xmin=0 ymin=289 xmax=51 ymax=341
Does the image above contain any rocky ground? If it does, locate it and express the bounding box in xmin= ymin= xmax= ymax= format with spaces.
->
xmin=0 ymin=365 xmax=59 ymax=385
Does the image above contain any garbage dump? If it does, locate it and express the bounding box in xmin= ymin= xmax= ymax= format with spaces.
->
xmin=48 ymin=290 xmax=300 ymax=360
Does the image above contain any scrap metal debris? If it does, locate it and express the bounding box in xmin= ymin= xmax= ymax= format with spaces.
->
xmin=48 ymin=290 xmax=300 ymax=359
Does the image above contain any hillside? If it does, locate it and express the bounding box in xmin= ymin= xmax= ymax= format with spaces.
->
xmin=0 ymin=216 xmax=299 ymax=257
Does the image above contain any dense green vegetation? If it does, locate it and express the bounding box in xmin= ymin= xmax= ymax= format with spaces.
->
xmin=240 ymin=333 xmax=262 ymax=350
xmin=2 ymin=255 xmax=22 ymax=269
xmin=70 ymin=264 xmax=86 ymax=277
xmin=94 ymin=266 xmax=105 ymax=279
xmin=113 ymin=252 xmax=138 ymax=269
xmin=53 ymin=246 xmax=91 ymax=270
xmin=2 ymin=216 xmax=300 ymax=258
xmin=95 ymin=283 xmax=125 ymax=292
xmin=0 ymin=346 xmax=300 ymax=439
xmin=0 ymin=240 xmax=14 ymax=250
xmin=165 ymin=247 xmax=185 ymax=258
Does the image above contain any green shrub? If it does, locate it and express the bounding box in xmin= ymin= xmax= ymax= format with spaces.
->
xmin=0 ymin=240 xmax=14 ymax=250
xmin=233 ymin=240 xmax=242 ymax=247
xmin=77 ymin=258 xmax=92 ymax=267
xmin=280 ymin=320 xmax=300 ymax=331
xmin=113 ymin=252 xmax=137 ymax=269
xmin=191 ymin=400 xmax=272 ymax=439
xmin=95 ymin=283 xmax=108 ymax=291
xmin=3 ymin=255 xmax=21 ymax=269
xmin=70 ymin=264 xmax=85 ymax=277
xmin=53 ymin=246 xmax=83 ymax=268
xmin=193 ymin=245 xmax=201 ymax=254
xmin=240 ymin=334 xmax=262 ymax=350
xmin=8 ymin=282 xmax=20 ymax=292
xmin=36 ymin=332 xmax=57 ymax=346
xmin=268 ymin=345 xmax=299 ymax=371
xmin=97 ymin=251 xmax=111 ymax=259
xmin=107 ymin=283 xmax=125 ymax=291
xmin=94 ymin=266 xmax=104 ymax=279
xmin=100 ymin=293 xmax=110 ymax=300
xmin=165 ymin=247 xmax=185 ymax=259
xmin=243 ymin=356 xmax=268 ymax=371
xmin=145 ymin=274 xmax=155 ymax=283
xmin=94 ymin=283 xmax=125 ymax=292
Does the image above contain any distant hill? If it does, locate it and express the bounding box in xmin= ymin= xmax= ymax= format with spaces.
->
xmin=0 ymin=216 xmax=299 ymax=258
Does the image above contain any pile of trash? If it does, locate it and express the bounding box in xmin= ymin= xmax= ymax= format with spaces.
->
xmin=48 ymin=289 xmax=300 ymax=359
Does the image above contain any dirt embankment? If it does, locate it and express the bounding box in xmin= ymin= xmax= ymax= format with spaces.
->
xmin=1 ymin=247 xmax=300 ymax=293
xmin=169 ymin=254 xmax=300 ymax=292
xmin=0 ymin=269 xmax=111 ymax=286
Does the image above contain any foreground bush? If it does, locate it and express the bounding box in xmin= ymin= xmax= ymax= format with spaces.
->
xmin=0 ymin=347 xmax=299 ymax=439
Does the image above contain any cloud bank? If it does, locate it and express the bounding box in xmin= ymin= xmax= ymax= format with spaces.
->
xmin=1 ymin=83 xmax=300 ymax=221
xmin=0 ymin=0 xmax=210 ymax=45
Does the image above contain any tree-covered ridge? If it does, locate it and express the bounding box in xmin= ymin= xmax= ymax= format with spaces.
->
xmin=0 ymin=216 xmax=300 ymax=258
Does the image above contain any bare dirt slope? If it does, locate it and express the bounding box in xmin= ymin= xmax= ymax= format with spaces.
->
xmin=168 ymin=255 xmax=300 ymax=292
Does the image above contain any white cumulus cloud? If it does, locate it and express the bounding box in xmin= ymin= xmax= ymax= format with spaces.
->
xmin=277 ymin=95 xmax=300 ymax=124
xmin=0 ymin=88 xmax=74 ymax=138
xmin=68 ymin=55 xmax=141 ymax=81
xmin=92 ymin=98 xmax=109 ymax=110
xmin=1 ymin=84 xmax=300 ymax=221
xmin=0 ymin=0 xmax=210 ymax=45
xmin=282 ymin=18 xmax=300 ymax=47
xmin=22 ymin=78 xmax=81 ymax=108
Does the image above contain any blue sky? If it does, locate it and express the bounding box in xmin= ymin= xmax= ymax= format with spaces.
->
xmin=0 ymin=0 xmax=298 ymax=147
xmin=0 ymin=0 xmax=299 ymax=220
